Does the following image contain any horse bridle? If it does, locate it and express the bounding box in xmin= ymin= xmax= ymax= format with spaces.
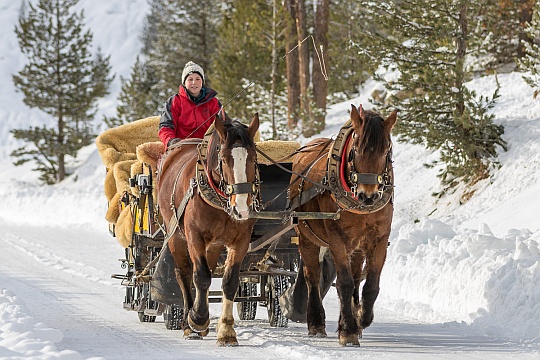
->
xmin=345 ymin=136 xmax=393 ymax=200
xmin=216 ymin=143 xmax=260 ymax=195
xmin=204 ymin=135 xmax=262 ymax=213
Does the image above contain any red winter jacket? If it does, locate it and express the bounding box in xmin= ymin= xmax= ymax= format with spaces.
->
xmin=158 ymin=86 xmax=221 ymax=147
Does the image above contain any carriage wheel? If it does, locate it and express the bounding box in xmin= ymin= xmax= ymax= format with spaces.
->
xmin=137 ymin=284 xmax=157 ymax=323
xmin=236 ymin=282 xmax=258 ymax=321
xmin=164 ymin=304 xmax=184 ymax=330
xmin=267 ymin=275 xmax=289 ymax=327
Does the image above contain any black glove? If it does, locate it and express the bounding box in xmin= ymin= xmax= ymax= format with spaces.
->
xmin=167 ymin=138 xmax=181 ymax=147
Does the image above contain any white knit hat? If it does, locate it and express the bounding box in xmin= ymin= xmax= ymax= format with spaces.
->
xmin=181 ymin=61 xmax=205 ymax=85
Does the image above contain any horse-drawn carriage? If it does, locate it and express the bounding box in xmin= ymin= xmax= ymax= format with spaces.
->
xmin=96 ymin=113 xmax=337 ymax=331
xmin=96 ymin=105 xmax=396 ymax=346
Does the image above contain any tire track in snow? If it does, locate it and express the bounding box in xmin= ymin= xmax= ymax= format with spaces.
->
xmin=2 ymin=231 xmax=116 ymax=286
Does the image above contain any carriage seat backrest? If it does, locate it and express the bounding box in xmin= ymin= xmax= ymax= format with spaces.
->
xmin=255 ymin=140 xmax=300 ymax=165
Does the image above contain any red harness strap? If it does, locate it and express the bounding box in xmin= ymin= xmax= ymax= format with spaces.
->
xmin=339 ymin=132 xmax=356 ymax=199
xmin=204 ymin=133 xmax=228 ymax=199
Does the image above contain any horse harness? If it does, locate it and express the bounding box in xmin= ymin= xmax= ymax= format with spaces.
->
xmin=324 ymin=119 xmax=394 ymax=214
xmin=290 ymin=120 xmax=394 ymax=215
xmin=195 ymin=126 xmax=261 ymax=213
xmin=293 ymin=119 xmax=394 ymax=247
xmin=164 ymin=127 xmax=261 ymax=242
xmin=163 ymin=120 xmax=393 ymax=245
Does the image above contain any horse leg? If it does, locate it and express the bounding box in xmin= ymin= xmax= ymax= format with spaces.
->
xmin=332 ymin=247 xmax=360 ymax=346
xmin=188 ymin=257 xmax=211 ymax=335
xmin=186 ymin=233 xmax=212 ymax=338
xmin=169 ymin=234 xmax=196 ymax=338
xmin=351 ymin=251 xmax=366 ymax=337
xmin=216 ymin=245 xmax=248 ymax=346
xmin=359 ymin=238 xmax=388 ymax=330
xmin=298 ymin=235 xmax=326 ymax=337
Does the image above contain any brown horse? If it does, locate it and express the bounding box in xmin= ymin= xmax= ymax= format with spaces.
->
xmin=289 ymin=104 xmax=397 ymax=346
xmin=157 ymin=113 xmax=259 ymax=346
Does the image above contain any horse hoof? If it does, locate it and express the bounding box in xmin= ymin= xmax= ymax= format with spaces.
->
xmin=184 ymin=330 xmax=204 ymax=340
xmin=339 ymin=334 xmax=360 ymax=347
xmin=308 ymin=328 xmax=327 ymax=338
xmin=188 ymin=314 xmax=210 ymax=334
xmin=217 ymin=337 xmax=239 ymax=347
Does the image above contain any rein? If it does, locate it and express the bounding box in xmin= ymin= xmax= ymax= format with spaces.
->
xmin=185 ymin=35 xmax=328 ymax=140
xmin=255 ymin=140 xmax=334 ymax=211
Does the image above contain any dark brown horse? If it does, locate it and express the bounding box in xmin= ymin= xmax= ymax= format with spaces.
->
xmin=157 ymin=113 xmax=259 ymax=346
xmin=289 ymin=104 xmax=397 ymax=346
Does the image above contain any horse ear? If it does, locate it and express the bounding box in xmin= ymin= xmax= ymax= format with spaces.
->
xmin=214 ymin=114 xmax=227 ymax=140
xmin=384 ymin=110 xmax=398 ymax=132
xmin=248 ymin=113 xmax=260 ymax=139
xmin=350 ymin=104 xmax=364 ymax=131
xmin=221 ymin=107 xmax=226 ymax=122
xmin=359 ymin=104 xmax=365 ymax=119
xmin=220 ymin=107 xmax=232 ymax=124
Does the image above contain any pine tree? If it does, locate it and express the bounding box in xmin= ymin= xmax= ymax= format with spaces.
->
xmin=12 ymin=0 xmax=113 ymax=184
xmin=327 ymin=0 xmax=378 ymax=103
xmin=361 ymin=0 xmax=507 ymax=195
xmin=519 ymin=1 xmax=540 ymax=98
xmin=473 ymin=0 xmax=534 ymax=71
xmin=146 ymin=0 xmax=220 ymax=100
xmin=104 ymin=56 xmax=157 ymax=127
xmin=140 ymin=0 xmax=164 ymax=56
xmin=212 ymin=0 xmax=288 ymax=137
xmin=114 ymin=0 xmax=220 ymax=123
xmin=282 ymin=0 xmax=331 ymax=138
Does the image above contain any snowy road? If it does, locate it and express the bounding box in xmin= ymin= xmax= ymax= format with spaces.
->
xmin=0 ymin=223 xmax=537 ymax=360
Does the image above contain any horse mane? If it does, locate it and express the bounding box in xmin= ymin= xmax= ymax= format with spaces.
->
xmin=356 ymin=110 xmax=387 ymax=155
xmin=207 ymin=120 xmax=255 ymax=169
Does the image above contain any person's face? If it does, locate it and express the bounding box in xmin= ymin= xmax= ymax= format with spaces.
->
xmin=184 ymin=73 xmax=203 ymax=97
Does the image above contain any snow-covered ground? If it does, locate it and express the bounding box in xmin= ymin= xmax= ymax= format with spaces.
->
xmin=1 ymin=0 xmax=539 ymax=359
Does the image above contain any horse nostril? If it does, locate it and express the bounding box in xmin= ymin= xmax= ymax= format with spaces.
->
xmin=358 ymin=192 xmax=375 ymax=205
xmin=231 ymin=207 xmax=250 ymax=221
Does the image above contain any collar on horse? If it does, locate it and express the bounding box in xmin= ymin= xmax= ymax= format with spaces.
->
xmin=195 ymin=123 xmax=261 ymax=213
xmin=325 ymin=119 xmax=394 ymax=214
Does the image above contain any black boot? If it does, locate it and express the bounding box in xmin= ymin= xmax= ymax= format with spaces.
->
xmin=150 ymin=243 xmax=183 ymax=306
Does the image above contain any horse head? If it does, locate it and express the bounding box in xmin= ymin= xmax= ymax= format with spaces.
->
xmin=211 ymin=112 xmax=260 ymax=220
xmin=348 ymin=104 xmax=397 ymax=205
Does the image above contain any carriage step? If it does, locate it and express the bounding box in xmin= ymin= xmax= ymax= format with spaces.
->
xmin=111 ymin=274 xmax=128 ymax=280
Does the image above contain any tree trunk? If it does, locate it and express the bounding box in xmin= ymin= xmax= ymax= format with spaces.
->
xmin=55 ymin=5 xmax=65 ymax=183
xmin=312 ymin=0 xmax=329 ymax=135
xmin=517 ymin=0 xmax=534 ymax=58
xmin=295 ymin=0 xmax=311 ymax=135
xmin=285 ymin=0 xmax=300 ymax=129
xmin=57 ymin=115 xmax=66 ymax=182
xmin=271 ymin=0 xmax=277 ymax=139
xmin=455 ymin=2 xmax=468 ymax=118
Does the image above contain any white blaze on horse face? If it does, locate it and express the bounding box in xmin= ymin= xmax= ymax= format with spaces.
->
xmin=231 ymin=147 xmax=250 ymax=218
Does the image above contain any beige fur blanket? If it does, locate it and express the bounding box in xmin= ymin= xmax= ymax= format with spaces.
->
xmin=96 ymin=117 xmax=163 ymax=248
xmin=96 ymin=116 xmax=161 ymax=169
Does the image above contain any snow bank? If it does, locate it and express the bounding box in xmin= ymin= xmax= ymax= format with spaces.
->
xmin=383 ymin=219 xmax=540 ymax=342
xmin=0 ymin=288 xmax=83 ymax=359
